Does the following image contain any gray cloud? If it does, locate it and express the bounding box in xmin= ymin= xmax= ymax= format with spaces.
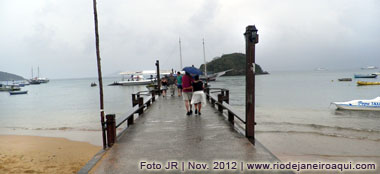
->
xmin=0 ymin=0 xmax=379 ymax=79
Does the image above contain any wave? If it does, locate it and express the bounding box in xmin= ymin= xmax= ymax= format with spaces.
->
xmin=259 ymin=121 xmax=380 ymax=134
xmin=256 ymin=130 xmax=380 ymax=142
xmin=4 ymin=126 xmax=102 ymax=131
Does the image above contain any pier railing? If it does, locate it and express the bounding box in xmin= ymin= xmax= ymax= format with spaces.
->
xmin=103 ymin=90 xmax=156 ymax=147
xmin=205 ymin=88 xmax=246 ymax=125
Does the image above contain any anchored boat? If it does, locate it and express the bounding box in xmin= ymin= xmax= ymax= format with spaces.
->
xmin=9 ymin=90 xmax=28 ymax=95
xmin=354 ymin=74 xmax=377 ymax=78
xmin=332 ymin=97 xmax=380 ymax=111
xmin=357 ymin=81 xmax=380 ymax=86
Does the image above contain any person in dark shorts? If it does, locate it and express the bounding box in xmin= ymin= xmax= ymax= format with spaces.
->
xmin=182 ymin=72 xmax=193 ymax=115
xmin=176 ymin=72 xmax=183 ymax=97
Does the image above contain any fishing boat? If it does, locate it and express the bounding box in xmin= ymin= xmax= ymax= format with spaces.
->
xmin=354 ymin=74 xmax=377 ymax=78
xmin=332 ymin=97 xmax=380 ymax=111
xmin=338 ymin=78 xmax=352 ymax=81
xmin=357 ymin=81 xmax=380 ymax=86
xmin=9 ymin=90 xmax=28 ymax=95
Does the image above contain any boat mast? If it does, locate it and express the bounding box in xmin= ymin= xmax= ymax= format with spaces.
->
xmin=38 ymin=66 xmax=40 ymax=78
xmin=179 ymin=37 xmax=183 ymax=70
xmin=202 ymin=38 xmax=207 ymax=77
xmin=31 ymin=67 xmax=33 ymax=79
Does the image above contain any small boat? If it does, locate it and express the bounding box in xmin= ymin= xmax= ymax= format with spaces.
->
xmin=357 ymin=81 xmax=380 ymax=86
xmin=361 ymin=66 xmax=378 ymax=70
xmin=332 ymin=97 xmax=380 ymax=111
xmin=109 ymin=71 xmax=156 ymax=86
xmin=338 ymin=78 xmax=352 ymax=81
xmin=9 ymin=90 xmax=28 ymax=95
xmin=354 ymin=74 xmax=377 ymax=78
xmin=373 ymin=72 xmax=380 ymax=75
xmin=91 ymin=82 xmax=97 ymax=87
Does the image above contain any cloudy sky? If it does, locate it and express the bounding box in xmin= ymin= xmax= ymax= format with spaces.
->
xmin=1 ymin=0 xmax=379 ymax=79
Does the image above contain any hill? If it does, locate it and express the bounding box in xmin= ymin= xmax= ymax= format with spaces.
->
xmin=200 ymin=53 xmax=268 ymax=76
xmin=0 ymin=71 xmax=25 ymax=81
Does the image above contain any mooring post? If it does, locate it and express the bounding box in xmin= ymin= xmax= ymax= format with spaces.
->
xmin=106 ymin=114 xmax=116 ymax=147
xmin=244 ymin=25 xmax=258 ymax=144
xmin=205 ymin=88 xmax=210 ymax=100
xmin=155 ymin=60 xmax=161 ymax=96
xmin=217 ymin=94 xmax=223 ymax=112
xmin=225 ymin=90 xmax=230 ymax=104
xmin=138 ymin=97 xmax=144 ymax=115
xmin=151 ymin=90 xmax=155 ymax=102
xmin=132 ymin=94 xmax=137 ymax=107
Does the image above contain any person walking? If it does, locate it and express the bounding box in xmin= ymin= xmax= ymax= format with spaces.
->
xmin=176 ymin=72 xmax=183 ymax=97
xmin=191 ymin=75 xmax=206 ymax=115
xmin=182 ymin=72 xmax=193 ymax=115
xmin=161 ymin=76 xmax=168 ymax=97
xmin=167 ymin=73 xmax=176 ymax=96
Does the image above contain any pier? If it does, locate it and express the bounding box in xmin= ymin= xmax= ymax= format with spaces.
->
xmin=79 ymin=25 xmax=293 ymax=173
xmin=78 ymin=88 xmax=292 ymax=173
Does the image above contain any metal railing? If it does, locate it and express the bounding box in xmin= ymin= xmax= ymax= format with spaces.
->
xmin=204 ymin=88 xmax=246 ymax=124
xmin=103 ymin=90 xmax=157 ymax=147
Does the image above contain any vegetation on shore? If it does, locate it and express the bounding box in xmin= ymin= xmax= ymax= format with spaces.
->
xmin=199 ymin=53 xmax=268 ymax=76
xmin=0 ymin=71 xmax=24 ymax=81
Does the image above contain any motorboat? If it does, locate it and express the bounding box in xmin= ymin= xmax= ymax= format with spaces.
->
xmin=354 ymin=74 xmax=377 ymax=78
xmin=200 ymin=69 xmax=232 ymax=81
xmin=332 ymin=97 xmax=380 ymax=111
xmin=0 ymin=84 xmax=21 ymax=91
xmin=338 ymin=78 xmax=352 ymax=81
xmin=357 ymin=81 xmax=380 ymax=86
xmin=361 ymin=66 xmax=378 ymax=70
xmin=109 ymin=71 xmax=156 ymax=86
xmin=9 ymin=90 xmax=28 ymax=95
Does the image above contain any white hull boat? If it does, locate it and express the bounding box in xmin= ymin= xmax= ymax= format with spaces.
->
xmin=117 ymin=80 xmax=153 ymax=86
xmin=332 ymin=97 xmax=380 ymax=111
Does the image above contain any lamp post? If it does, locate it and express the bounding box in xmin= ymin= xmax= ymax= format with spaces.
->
xmin=244 ymin=25 xmax=258 ymax=144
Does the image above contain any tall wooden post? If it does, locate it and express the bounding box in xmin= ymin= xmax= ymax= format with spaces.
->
xmin=156 ymin=60 xmax=161 ymax=96
xmin=244 ymin=25 xmax=259 ymax=144
xmin=92 ymin=0 xmax=106 ymax=149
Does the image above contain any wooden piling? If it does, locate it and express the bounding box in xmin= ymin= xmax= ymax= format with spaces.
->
xmin=106 ymin=114 xmax=116 ymax=147
xmin=138 ymin=97 xmax=144 ymax=115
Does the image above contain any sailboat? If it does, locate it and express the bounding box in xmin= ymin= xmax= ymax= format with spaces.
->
xmin=29 ymin=66 xmax=49 ymax=84
xmin=199 ymin=38 xmax=231 ymax=81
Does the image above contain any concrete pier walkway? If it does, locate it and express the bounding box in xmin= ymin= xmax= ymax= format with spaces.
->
xmin=90 ymin=96 xmax=291 ymax=173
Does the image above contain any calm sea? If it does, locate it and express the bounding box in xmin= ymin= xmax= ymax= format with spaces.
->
xmin=1 ymin=70 xmax=380 ymax=161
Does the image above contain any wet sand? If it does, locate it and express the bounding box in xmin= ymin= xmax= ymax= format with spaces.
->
xmin=0 ymin=135 xmax=101 ymax=174
xmin=257 ymin=133 xmax=380 ymax=173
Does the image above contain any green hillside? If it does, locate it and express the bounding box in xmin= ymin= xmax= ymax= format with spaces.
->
xmin=0 ymin=71 xmax=25 ymax=81
xmin=200 ymin=53 xmax=268 ymax=76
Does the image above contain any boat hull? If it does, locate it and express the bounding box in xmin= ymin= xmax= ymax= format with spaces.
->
xmin=357 ymin=81 xmax=380 ymax=86
xmin=117 ymin=80 xmax=154 ymax=86
xmin=354 ymin=74 xmax=377 ymax=78
xmin=333 ymin=97 xmax=380 ymax=111
xmin=9 ymin=91 xmax=28 ymax=95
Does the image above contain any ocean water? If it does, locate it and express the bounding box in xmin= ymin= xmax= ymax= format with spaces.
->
xmin=1 ymin=70 xmax=380 ymax=163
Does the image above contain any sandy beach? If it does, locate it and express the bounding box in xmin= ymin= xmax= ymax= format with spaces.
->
xmin=0 ymin=135 xmax=101 ymax=174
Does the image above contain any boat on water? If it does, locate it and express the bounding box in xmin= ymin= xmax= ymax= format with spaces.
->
xmin=200 ymin=69 xmax=233 ymax=81
xmin=109 ymin=71 xmax=156 ymax=86
xmin=332 ymin=97 xmax=380 ymax=111
xmin=9 ymin=90 xmax=28 ymax=95
xmin=29 ymin=67 xmax=49 ymax=84
xmin=373 ymin=72 xmax=380 ymax=75
xmin=361 ymin=66 xmax=378 ymax=70
xmin=0 ymin=84 xmax=21 ymax=91
xmin=357 ymin=81 xmax=380 ymax=86
xmin=338 ymin=78 xmax=352 ymax=81
xmin=91 ymin=82 xmax=97 ymax=87
xmin=354 ymin=74 xmax=377 ymax=78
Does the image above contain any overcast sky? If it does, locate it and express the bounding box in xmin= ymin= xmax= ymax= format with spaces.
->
xmin=1 ymin=0 xmax=379 ymax=79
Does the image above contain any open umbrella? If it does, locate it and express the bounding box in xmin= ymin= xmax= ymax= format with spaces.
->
xmin=182 ymin=66 xmax=203 ymax=76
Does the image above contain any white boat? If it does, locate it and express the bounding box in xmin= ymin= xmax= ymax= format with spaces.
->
xmin=332 ymin=97 xmax=380 ymax=111
xmin=361 ymin=66 xmax=378 ymax=70
xmin=110 ymin=71 xmax=156 ymax=86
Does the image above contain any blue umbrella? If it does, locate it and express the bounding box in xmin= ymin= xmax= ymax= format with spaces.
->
xmin=182 ymin=66 xmax=203 ymax=76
